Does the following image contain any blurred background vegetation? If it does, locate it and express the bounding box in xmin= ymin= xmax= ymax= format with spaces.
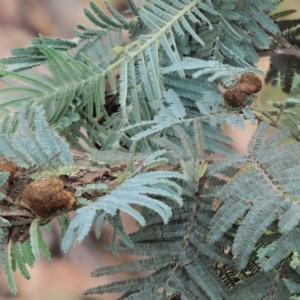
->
xmin=0 ymin=0 xmax=299 ymax=299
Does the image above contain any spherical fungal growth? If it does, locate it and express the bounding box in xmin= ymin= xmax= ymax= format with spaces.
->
xmin=0 ymin=161 xmax=18 ymax=182
xmin=224 ymin=90 xmax=247 ymax=109
xmin=238 ymin=73 xmax=262 ymax=95
xmin=23 ymin=177 xmax=75 ymax=217
xmin=223 ymin=73 xmax=262 ymax=108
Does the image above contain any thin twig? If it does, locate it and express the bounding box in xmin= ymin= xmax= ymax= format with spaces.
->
xmin=258 ymin=48 xmax=300 ymax=58
xmin=253 ymin=107 xmax=300 ymax=141
xmin=4 ymin=196 xmax=32 ymax=210
xmin=270 ymin=33 xmax=295 ymax=49
xmin=275 ymin=104 xmax=285 ymax=125
xmin=181 ymin=248 xmax=201 ymax=267
xmin=22 ymin=151 xmax=62 ymax=176
xmin=0 ymin=211 xmax=32 ymax=218
xmin=171 ymin=175 xmax=207 ymax=273
xmin=258 ymin=34 xmax=300 ymax=58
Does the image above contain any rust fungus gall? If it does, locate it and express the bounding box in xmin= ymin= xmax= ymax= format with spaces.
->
xmin=0 ymin=161 xmax=18 ymax=182
xmin=23 ymin=177 xmax=76 ymax=217
xmin=224 ymin=73 xmax=262 ymax=108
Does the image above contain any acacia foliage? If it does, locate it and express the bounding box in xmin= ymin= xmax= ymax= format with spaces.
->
xmin=0 ymin=0 xmax=300 ymax=299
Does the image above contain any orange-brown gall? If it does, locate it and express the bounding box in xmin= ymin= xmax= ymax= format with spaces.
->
xmin=223 ymin=73 xmax=262 ymax=108
xmin=23 ymin=178 xmax=76 ymax=217
xmin=224 ymin=90 xmax=247 ymax=108
xmin=0 ymin=161 xmax=18 ymax=182
xmin=238 ymin=74 xmax=262 ymax=95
